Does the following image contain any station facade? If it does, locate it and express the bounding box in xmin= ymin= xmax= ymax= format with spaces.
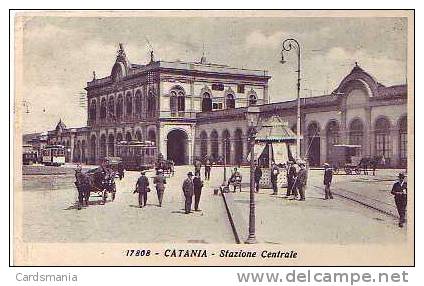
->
xmin=24 ymin=45 xmax=408 ymax=168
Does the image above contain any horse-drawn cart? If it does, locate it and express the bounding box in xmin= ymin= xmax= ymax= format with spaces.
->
xmin=328 ymin=144 xmax=363 ymax=175
xmin=84 ymin=167 xmax=117 ymax=204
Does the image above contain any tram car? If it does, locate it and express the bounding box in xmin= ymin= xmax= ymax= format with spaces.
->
xmin=116 ymin=140 xmax=157 ymax=171
xmin=41 ymin=144 xmax=66 ymax=166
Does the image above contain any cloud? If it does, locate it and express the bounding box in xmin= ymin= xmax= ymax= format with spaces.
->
xmin=245 ymin=30 xmax=283 ymax=49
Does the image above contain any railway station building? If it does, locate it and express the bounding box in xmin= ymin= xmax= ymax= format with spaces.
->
xmin=24 ymin=44 xmax=408 ymax=168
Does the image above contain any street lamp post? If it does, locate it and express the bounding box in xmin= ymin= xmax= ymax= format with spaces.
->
xmin=245 ymin=106 xmax=260 ymax=244
xmin=281 ymin=38 xmax=301 ymax=158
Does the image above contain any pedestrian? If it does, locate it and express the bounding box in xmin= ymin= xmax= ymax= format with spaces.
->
xmin=229 ymin=167 xmax=242 ymax=192
xmin=296 ymin=160 xmax=308 ymax=201
xmin=270 ymin=161 xmax=280 ymax=195
xmin=323 ymin=163 xmax=334 ymax=199
xmin=204 ymin=158 xmax=212 ymax=180
xmin=254 ymin=162 xmax=262 ymax=193
xmin=153 ymin=169 xmax=166 ymax=207
xmin=286 ymin=161 xmax=297 ymax=197
xmin=74 ymin=166 xmax=85 ymax=209
xmin=194 ymin=159 xmax=202 ymax=177
xmin=135 ymin=170 xmax=149 ymax=208
xmin=182 ymin=172 xmax=194 ymax=214
xmin=193 ymin=173 xmax=204 ymax=211
xmin=391 ymin=172 xmax=407 ymax=227
xmin=117 ymin=163 xmax=124 ymax=180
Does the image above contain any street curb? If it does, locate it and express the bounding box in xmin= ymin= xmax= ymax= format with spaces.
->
xmin=220 ymin=190 xmax=242 ymax=244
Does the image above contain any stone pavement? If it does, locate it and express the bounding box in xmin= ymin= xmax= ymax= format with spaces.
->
xmin=22 ymin=166 xmax=234 ymax=243
xmin=220 ymin=167 xmax=407 ymax=244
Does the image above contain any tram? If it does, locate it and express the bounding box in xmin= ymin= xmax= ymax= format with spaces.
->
xmin=116 ymin=140 xmax=157 ymax=171
xmin=22 ymin=144 xmax=38 ymax=165
xmin=41 ymin=144 xmax=66 ymax=166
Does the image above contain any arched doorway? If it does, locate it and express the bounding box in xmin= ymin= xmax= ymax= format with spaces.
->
xmin=100 ymin=134 xmax=107 ymax=159
xmin=108 ymin=134 xmax=115 ymax=156
xmin=210 ymin=130 xmax=219 ymax=161
xmin=326 ymin=120 xmax=340 ymax=162
xmin=234 ymin=129 xmax=243 ymax=165
xmin=399 ymin=116 xmax=407 ymax=167
xmin=167 ymin=129 xmax=188 ymax=165
xmin=90 ymin=135 xmax=97 ymax=164
xmin=307 ymin=122 xmax=321 ymax=166
xmin=375 ymin=117 xmax=391 ymax=164
xmin=200 ymin=131 xmax=208 ymax=160
xmin=222 ymin=129 xmax=231 ymax=164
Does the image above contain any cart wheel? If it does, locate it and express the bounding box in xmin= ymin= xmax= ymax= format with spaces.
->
xmin=354 ymin=168 xmax=361 ymax=175
xmin=333 ymin=167 xmax=339 ymax=174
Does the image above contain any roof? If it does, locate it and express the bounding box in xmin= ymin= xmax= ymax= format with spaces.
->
xmin=255 ymin=116 xmax=301 ymax=142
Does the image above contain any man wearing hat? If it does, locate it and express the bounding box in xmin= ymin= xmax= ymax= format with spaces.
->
xmin=296 ymin=160 xmax=308 ymax=201
xmin=391 ymin=172 xmax=407 ymax=227
xmin=135 ymin=170 xmax=149 ymax=208
xmin=323 ymin=163 xmax=334 ymax=200
xmin=286 ymin=161 xmax=297 ymax=197
xmin=182 ymin=172 xmax=195 ymax=214
xmin=153 ymin=169 xmax=167 ymax=207
xmin=270 ymin=161 xmax=280 ymax=195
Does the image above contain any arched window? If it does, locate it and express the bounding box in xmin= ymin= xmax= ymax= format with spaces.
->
xmin=249 ymin=94 xmax=257 ymax=106
xmin=222 ymin=129 xmax=231 ymax=164
xmin=135 ymin=91 xmax=142 ymax=118
xmin=100 ymin=134 xmax=107 ymax=159
xmin=349 ymin=119 xmax=364 ymax=156
xmin=116 ymin=95 xmax=123 ymax=119
xmin=326 ymin=120 xmax=340 ymax=159
xmin=210 ymin=130 xmax=219 ymax=160
xmin=89 ymin=99 xmax=97 ymax=122
xmin=200 ymin=131 xmax=208 ymax=159
xmin=108 ymin=134 xmax=115 ymax=156
xmin=126 ymin=92 xmax=132 ymax=117
xmin=177 ymin=91 xmax=185 ymax=113
xmin=170 ymin=91 xmax=177 ymax=116
xmin=147 ymin=90 xmax=156 ymax=117
xmin=399 ymin=116 xmax=407 ymax=165
xmin=375 ymin=117 xmax=392 ymax=161
xmin=108 ymin=97 xmax=115 ymax=120
xmin=125 ymin=132 xmax=132 ymax=142
xmin=226 ymin=94 xmax=235 ymax=109
xmin=136 ymin=130 xmax=142 ymax=141
xmin=234 ymin=129 xmax=243 ymax=165
xmin=100 ymin=98 xmax=107 ymax=119
xmin=202 ymin=92 xmax=212 ymax=112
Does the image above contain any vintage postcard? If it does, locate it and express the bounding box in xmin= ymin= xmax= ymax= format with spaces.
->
xmin=12 ymin=10 xmax=414 ymax=266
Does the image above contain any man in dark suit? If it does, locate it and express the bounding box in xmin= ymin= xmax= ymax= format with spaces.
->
xmin=391 ymin=172 xmax=407 ymax=227
xmin=193 ymin=174 xmax=204 ymax=211
xmin=286 ymin=161 xmax=297 ymax=197
xmin=323 ymin=163 xmax=334 ymax=199
xmin=204 ymin=159 xmax=212 ymax=180
xmin=182 ymin=172 xmax=194 ymax=214
xmin=153 ymin=169 xmax=166 ymax=207
xmin=270 ymin=162 xmax=280 ymax=195
xmin=254 ymin=162 xmax=262 ymax=193
xmin=296 ymin=160 xmax=308 ymax=201
xmin=135 ymin=171 xmax=149 ymax=208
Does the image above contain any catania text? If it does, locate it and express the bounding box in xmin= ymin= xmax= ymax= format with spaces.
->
xmin=164 ymin=249 xmax=297 ymax=258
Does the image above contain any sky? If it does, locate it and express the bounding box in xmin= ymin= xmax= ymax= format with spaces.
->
xmin=19 ymin=15 xmax=408 ymax=134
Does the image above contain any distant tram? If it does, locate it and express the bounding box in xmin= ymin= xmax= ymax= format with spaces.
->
xmin=116 ymin=140 xmax=157 ymax=171
xmin=41 ymin=144 xmax=66 ymax=166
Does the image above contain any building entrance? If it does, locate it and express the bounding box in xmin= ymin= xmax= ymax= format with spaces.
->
xmin=167 ymin=129 xmax=188 ymax=165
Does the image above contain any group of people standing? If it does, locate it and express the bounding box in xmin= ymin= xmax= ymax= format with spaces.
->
xmin=134 ymin=169 xmax=204 ymax=214
xmin=253 ymin=160 xmax=309 ymax=201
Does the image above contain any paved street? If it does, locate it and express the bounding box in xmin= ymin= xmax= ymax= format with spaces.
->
xmin=21 ymin=165 xmax=408 ymax=244
xmin=22 ymin=166 xmax=234 ymax=243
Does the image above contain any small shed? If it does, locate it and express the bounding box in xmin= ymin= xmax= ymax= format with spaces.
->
xmin=249 ymin=116 xmax=302 ymax=188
